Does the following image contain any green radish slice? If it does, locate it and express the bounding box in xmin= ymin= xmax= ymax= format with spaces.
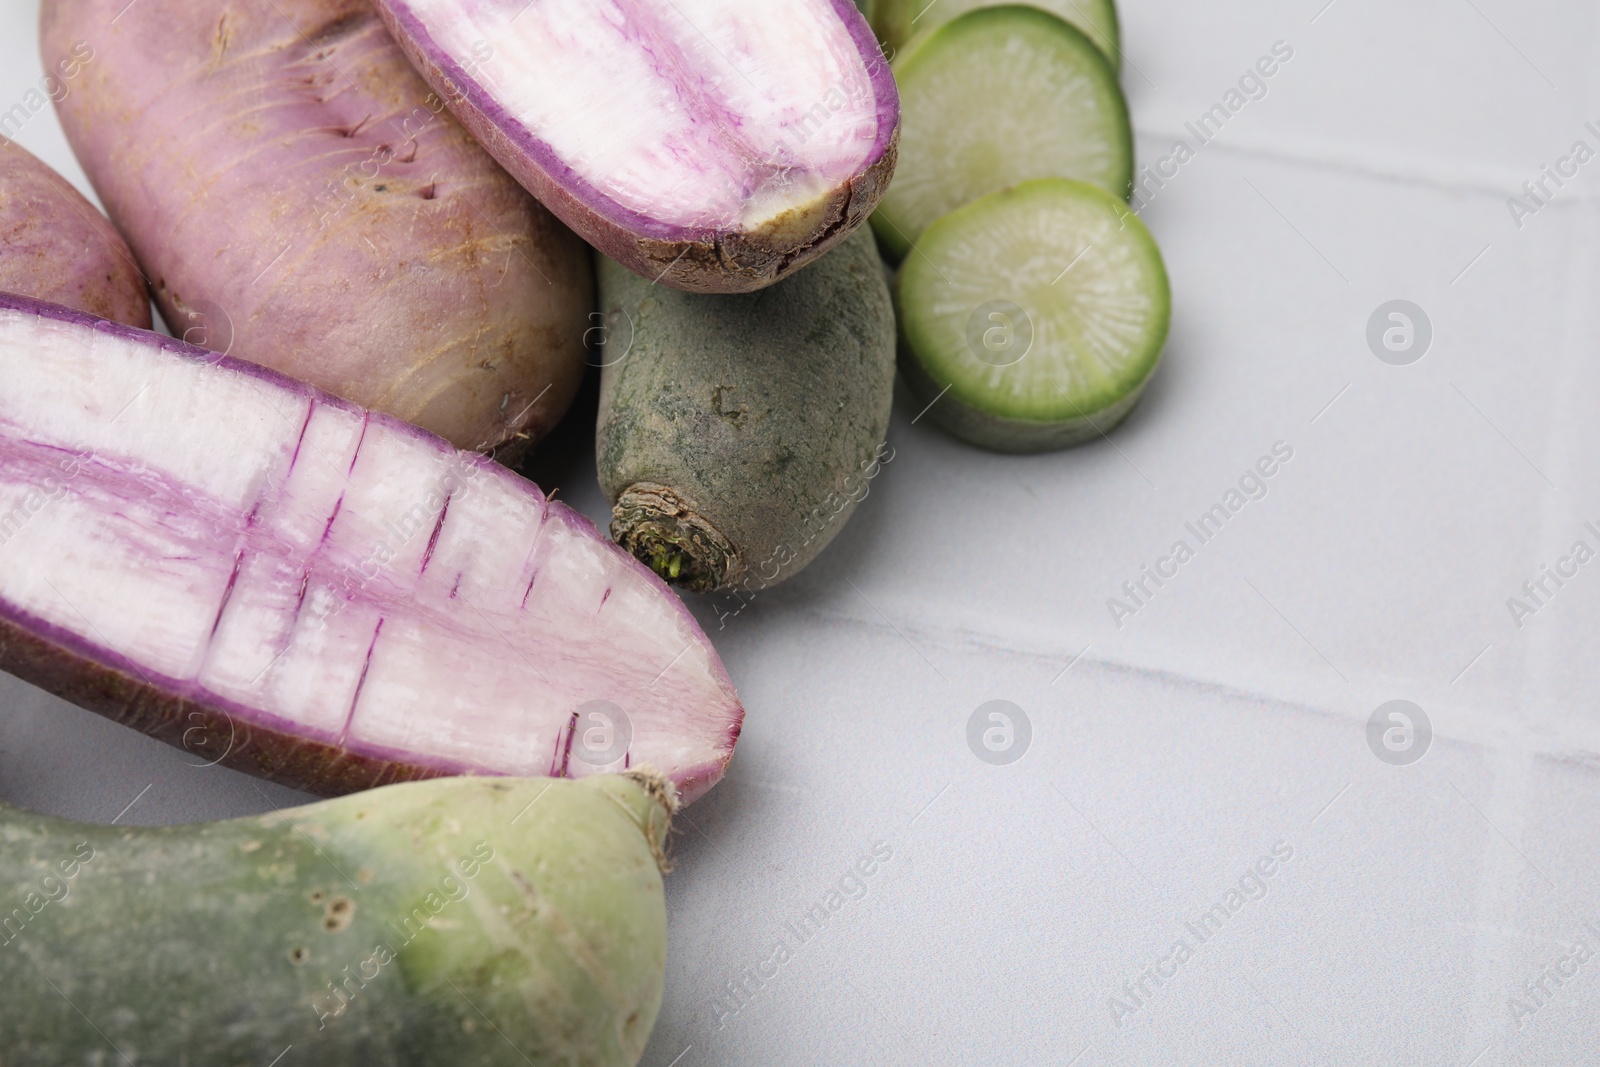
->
xmin=871 ymin=5 xmax=1132 ymax=261
xmin=896 ymin=178 xmax=1170 ymax=453
xmin=873 ymin=0 xmax=1122 ymax=71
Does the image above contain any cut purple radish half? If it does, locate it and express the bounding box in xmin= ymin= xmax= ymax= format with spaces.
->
xmin=0 ymin=295 xmax=742 ymax=803
xmin=373 ymin=0 xmax=900 ymax=293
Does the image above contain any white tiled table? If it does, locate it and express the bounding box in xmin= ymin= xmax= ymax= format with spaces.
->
xmin=4 ymin=1 xmax=1600 ymax=1063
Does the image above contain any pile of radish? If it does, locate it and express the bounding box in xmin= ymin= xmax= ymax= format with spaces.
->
xmin=0 ymin=0 xmax=1170 ymax=1060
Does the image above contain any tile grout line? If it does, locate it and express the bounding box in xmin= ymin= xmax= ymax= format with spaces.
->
xmin=767 ymin=599 xmax=1600 ymax=762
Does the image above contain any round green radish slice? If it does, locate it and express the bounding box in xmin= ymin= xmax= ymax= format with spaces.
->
xmin=896 ymin=178 xmax=1169 ymax=453
xmin=873 ymin=0 xmax=1122 ymax=71
xmin=871 ymin=5 xmax=1132 ymax=261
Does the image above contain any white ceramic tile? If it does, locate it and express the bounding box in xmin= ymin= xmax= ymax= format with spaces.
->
xmin=774 ymin=142 xmax=1579 ymax=744
xmin=3 ymin=0 xmax=1600 ymax=1064
xmin=641 ymin=614 xmax=1521 ymax=1065
xmin=1123 ymin=0 xmax=1600 ymax=193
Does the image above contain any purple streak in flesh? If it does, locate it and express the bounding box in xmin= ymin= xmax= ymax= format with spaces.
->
xmin=0 ymin=295 xmax=743 ymax=803
xmin=374 ymin=0 xmax=901 ymax=293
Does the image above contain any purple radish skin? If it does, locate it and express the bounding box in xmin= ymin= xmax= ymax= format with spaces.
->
xmin=0 ymin=294 xmax=742 ymax=804
xmin=41 ymin=0 xmax=594 ymax=457
xmin=374 ymin=0 xmax=901 ymax=293
xmin=0 ymin=139 xmax=150 ymax=329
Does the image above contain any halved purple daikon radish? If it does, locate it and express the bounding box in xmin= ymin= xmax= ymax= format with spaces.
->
xmin=373 ymin=0 xmax=900 ymax=293
xmin=0 ymin=295 xmax=742 ymax=803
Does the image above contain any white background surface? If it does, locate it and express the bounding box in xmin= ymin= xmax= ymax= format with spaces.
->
xmin=5 ymin=0 xmax=1600 ymax=1064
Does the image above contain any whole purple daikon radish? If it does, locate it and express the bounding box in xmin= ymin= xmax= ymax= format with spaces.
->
xmin=0 ymin=140 xmax=149 ymax=329
xmin=374 ymin=0 xmax=901 ymax=293
xmin=41 ymin=0 xmax=592 ymax=457
xmin=0 ymin=294 xmax=742 ymax=804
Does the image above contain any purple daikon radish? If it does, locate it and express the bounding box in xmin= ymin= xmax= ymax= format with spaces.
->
xmin=0 ymin=294 xmax=742 ymax=803
xmin=0 ymin=140 xmax=150 ymax=330
xmin=373 ymin=0 xmax=901 ymax=293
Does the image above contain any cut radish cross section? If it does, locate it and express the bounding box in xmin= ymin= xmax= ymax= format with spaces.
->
xmin=0 ymin=296 xmax=743 ymax=803
xmin=896 ymin=179 xmax=1170 ymax=453
xmin=872 ymin=5 xmax=1131 ymax=260
xmin=873 ymin=0 xmax=1122 ymax=70
xmin=375 ymin=0 xmax=901 ymax=293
